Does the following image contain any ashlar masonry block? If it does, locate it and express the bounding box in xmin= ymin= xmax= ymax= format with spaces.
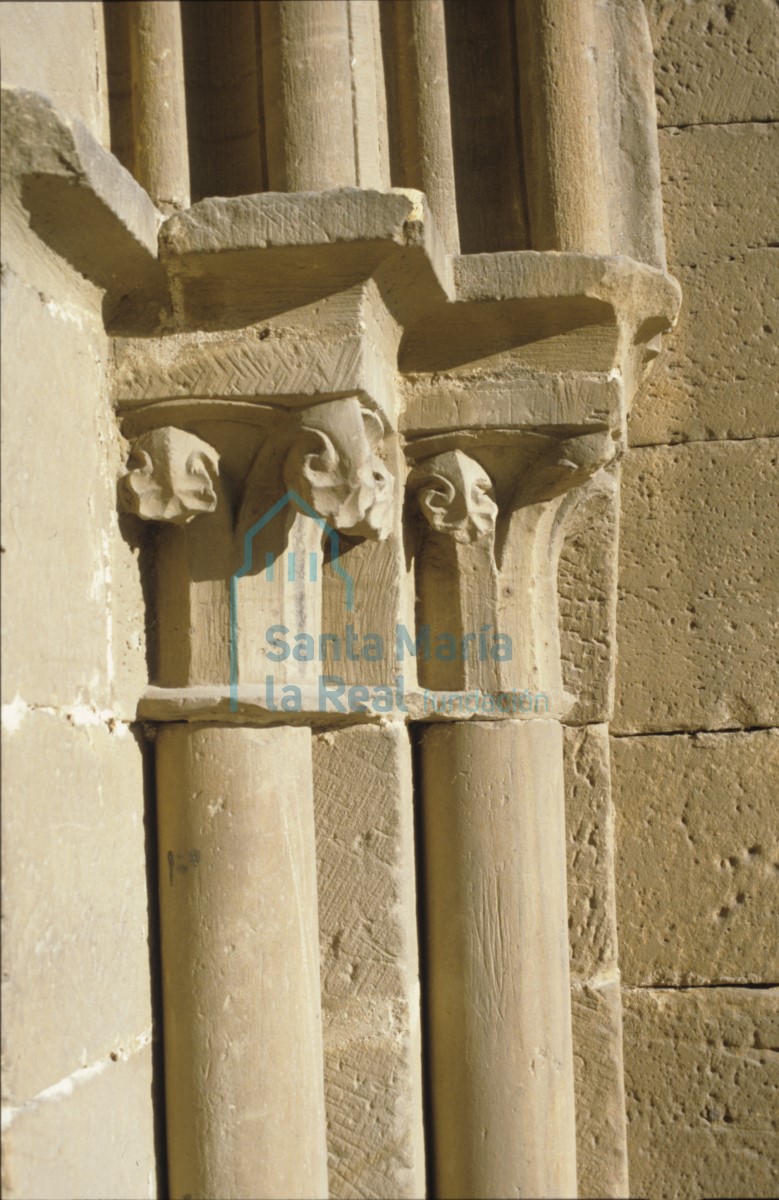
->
xmin=613 ymin=729 xmax=779 ymax=985
xmin=623 ymin=986 xmax=779 ymax=1200
xmin=614 ymin=439 xmax=779 ymax=733
xmin=313 ymin=723 xmax=424 ymax=1200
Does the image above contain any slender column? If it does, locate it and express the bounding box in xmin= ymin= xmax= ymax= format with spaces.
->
xmin=410 ymin=437 xmax=615 ymax=1198
xmin=157 ymin=724 xmax=328 ymax=1200
xmin=260 ymin=0 xmax=356 ymax=191
xmin=128 ymin=0 xmax=190 ymax=209
xmin=515 ymin=0 xmax=609 ymax=252
xmin=386 ymin=0 xmax=460 ymax=253
xmin=420 ymin=719 xmax=576 ymax=1199
xmin=119 ymin=405 xmax=393 ymax=1198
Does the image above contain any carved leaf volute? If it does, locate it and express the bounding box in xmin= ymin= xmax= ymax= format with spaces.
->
xmin=119 ymin=427 xmax=220 ymax=525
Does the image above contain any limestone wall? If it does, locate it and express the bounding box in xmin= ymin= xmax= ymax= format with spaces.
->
xmin=1 ymin=6 xmax=158 ymax=1197
xmin=613 ymin=4 xmax=779 ymax=1196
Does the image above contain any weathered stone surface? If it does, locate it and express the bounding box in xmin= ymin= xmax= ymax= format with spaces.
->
xmin=632 ymin=124 xmax=779 ymax=445
xmin=572 ymin=980 xmax=630 ymax=1200
xmin=565 ymin=725 xmax=629 ymax=1198
xmin=313 ymin=724 xmax=424 ymax=1199
xmin=632 ymin=252 xmax=779 ymax=445
xmin=657 ymin=121 xmax=777 ymax=265
xmin=114 ymin=282 xmax=398 ymax=425
xmin=2 ymin=1042 xmax=158 ymax=1200
xmin=160 ymin=185 xmax=447 ymax=264
xmin=321 ymin=1012 xmax=423 ymax=1200
xmin=156 ymin=724 xmax=328 ymax=1200
xmin=614 ymin=439 xmax=779 ymax=734
xmin=659 ymin=124 xmax=777 ymax=268
xmin=1 ymin=271 xmax=112 ymax=710
xmin=622 ymin=986 xmax=779 ymax=1200
xmin=1 ymin=87 xmax=162 ymax=307
xmin=613 ymin=729 xmax=779 ymax=985
xmin=1 ymin=710 xmax=151 ymax=1106
xmin=559 ymin=469 xmax=620 ymax=725
xmin=0 ymin=2 xmax=110 ymax=144
xmin=565 ymin=724 xmax=618 ymax=980
xmin=646 ymin=0 xmax=779 ymax=127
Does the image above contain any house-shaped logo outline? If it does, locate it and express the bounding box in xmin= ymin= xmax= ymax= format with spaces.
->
xmin=229 ymin=490 xmax=354 ymax=711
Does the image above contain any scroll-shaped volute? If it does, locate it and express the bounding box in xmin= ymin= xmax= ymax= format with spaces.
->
xmin=412 ymin=450 xmax=498 ymax=544
xmin=282 ymin=399 xmax=394 ymax=539
xmin=119 ymin=427 xmax=220 ymax=524
xmin=515 ymin=430 xmax=617 ymax=508
xmin=347 ymin=412 xmax=395 ymax=540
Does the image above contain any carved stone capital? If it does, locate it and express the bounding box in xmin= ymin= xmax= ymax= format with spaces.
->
xmin=119 ymin=426 xmax=220 ymax=525
xmin=284 ymin=401 xmax=394 ymax=540
xmin=234 ymin=397 xmax=394 ymax=544
xmin=411 ymin=450 xmax=497 ymax=544
xmin=513 ymin=430 xmax=618 ymax=509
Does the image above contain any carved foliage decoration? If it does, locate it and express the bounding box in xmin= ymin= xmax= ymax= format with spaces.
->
xmin=118 ymin=426 xmax=220 ymax=525
xmin=120 ymin=401 xmax=395 ymax=543
xmin=514 ymin=430 xmax=617 ymax=508
xmin=411 ymin=450 xmax=497 ymax=544
xmin=283 ymin=400 xmax=394 ymax=540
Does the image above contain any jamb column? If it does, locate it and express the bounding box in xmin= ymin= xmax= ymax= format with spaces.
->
xmin=515 ymin=0 xmax=609 ymax=253
xmin=385 ymin=0 xmax=460 ymax=254
xmin=420 ymin=719 xmax=574 ymax=1199
xmin=120 ymin=404 xmax=390 ymax=1198
xmin=156 ymin=723 xmax=328 ymax=1200
xmin=260 ymin=0 xmax=357 ymax=191
xmin=128 ymin=0 xmax=190 ymax=209
xmin=410 ymin=438 xmax=614 ymax=1198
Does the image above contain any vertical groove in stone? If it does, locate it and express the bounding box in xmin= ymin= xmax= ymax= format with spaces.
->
xmin=444 ymin=0 xmax=529 ymax=253
xmin=128 ymin=0 xmax=190 ymax=210
xmin=593 ymin=0 xmax=667 ymax=268
xmin=260 ymin=0 xmax=356 ymax=192
xmin=381 ymin=0 xmax=460 ymax=254
xmin=180 ymin=0 xmax=265 ymax=202
xmin=420 ymin=720 xmax=577 ymax=1200
xmin=346 ymin=0 xmax=391 ymax=190
xmin=103 ymin=0 xmax=136 ymax=176
xmin=157 ymin=724 xmax=329 ymax=1200
xmin=515 ymin=0 xmax=609 ymax=253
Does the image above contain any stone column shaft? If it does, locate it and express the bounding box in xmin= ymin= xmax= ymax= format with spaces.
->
xmin=515 ymin=0 xmax=609 ymax=253
xmin=260 ymin=0 xmax=357 ymax=191
xmin=157 ymin=724 xmax=329 ymax=1200
xmin=119 ymin=405 xmax=395 ymax=1198
xmin=129 ymin=0 xmax=190 ymax=209
xmin=409 ymin=444 xmax=600 ymax=1197
xmin=421 ymin=720 xmax=577 ymax=1199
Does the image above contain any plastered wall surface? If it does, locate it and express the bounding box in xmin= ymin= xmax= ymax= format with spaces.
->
xmin=614 ymin=3 xmax=779 ymax=1197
